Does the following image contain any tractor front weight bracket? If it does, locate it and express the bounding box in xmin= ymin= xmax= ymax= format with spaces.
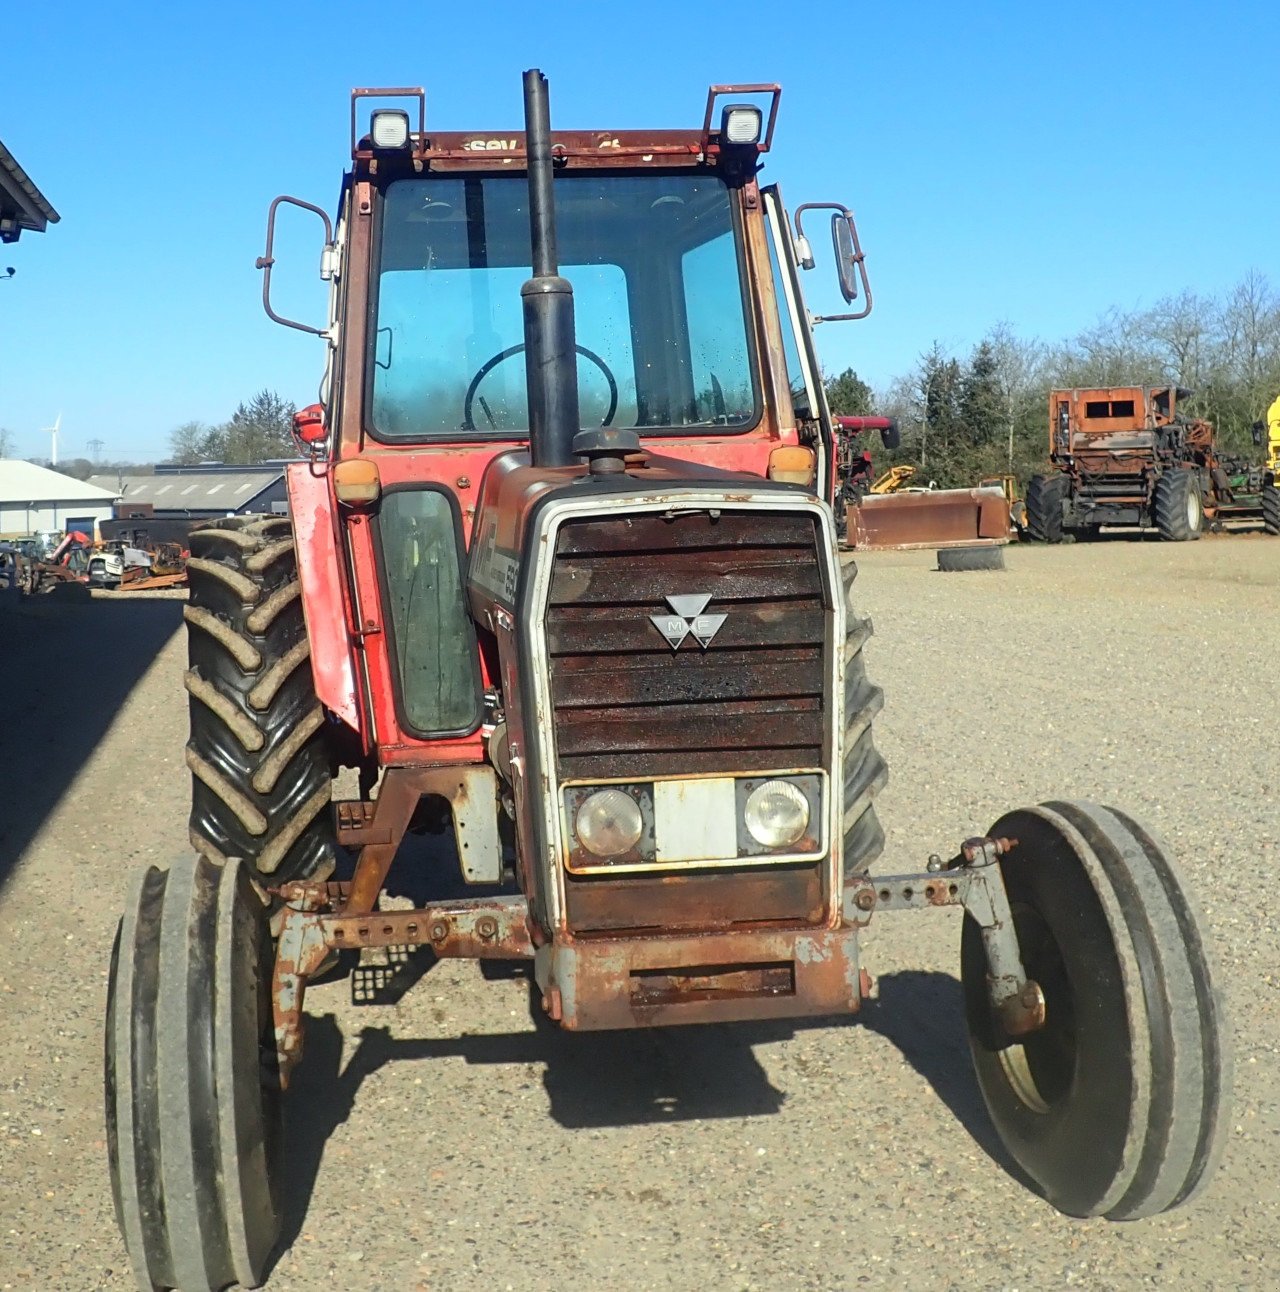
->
xmin=270 ymin=880 xmax=537 ymax=1086
xmin=844 ymin=835 xmax=1046 ymax=1037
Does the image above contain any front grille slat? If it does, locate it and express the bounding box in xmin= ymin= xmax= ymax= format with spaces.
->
xmin=546 ymin=512 xmax=828 ymax=780
xmin=548 ymin=604 xmax=825 ymax=656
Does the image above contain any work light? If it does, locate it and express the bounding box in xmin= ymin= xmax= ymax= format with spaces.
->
xmin=370 ymin=109 xmax=411 ymax=150
xmin=721 ymin=104 xmax=763 ymax=145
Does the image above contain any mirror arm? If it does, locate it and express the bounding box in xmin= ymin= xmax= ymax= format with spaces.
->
xmin=256 ymin=195 xmax=335 ymax=336
xmin=794 ymin=201 xmax=873 ymax=322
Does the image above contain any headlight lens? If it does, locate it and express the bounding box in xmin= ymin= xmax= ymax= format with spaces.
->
xmin=575 ymin=788 xmax=644 ymax=858
xmin=743 ymin=780 xmax=810 ymax=848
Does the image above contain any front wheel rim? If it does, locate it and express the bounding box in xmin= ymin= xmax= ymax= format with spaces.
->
xmin=995 ymin=904 xmax=1077 ymax=1114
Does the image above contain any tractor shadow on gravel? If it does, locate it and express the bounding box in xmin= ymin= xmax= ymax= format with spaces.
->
xmin=277 ymin=965 xmax=1025 ymax=1261
xmin=859 ymin=971 xmax=1028 ymax=1185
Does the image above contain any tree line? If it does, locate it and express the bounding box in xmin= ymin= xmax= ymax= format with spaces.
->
xmin=167 ymin=390 xmax=298 ymax=466
xmin=825 ymin=270 xmax=1280 ymax=489
xmin=1 ymin=389 xmax=298 ymax=479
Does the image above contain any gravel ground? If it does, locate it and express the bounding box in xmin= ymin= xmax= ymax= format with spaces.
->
xmin=0 ymin=539 xmax=1276 ymax=1292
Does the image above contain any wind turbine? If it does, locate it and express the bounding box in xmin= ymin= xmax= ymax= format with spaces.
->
xmin=41 ymin=413 xmax=62 ymax=466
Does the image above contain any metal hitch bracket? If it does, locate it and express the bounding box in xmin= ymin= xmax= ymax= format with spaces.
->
xmin=844 ymin=835 xmax=1045 ymax=1037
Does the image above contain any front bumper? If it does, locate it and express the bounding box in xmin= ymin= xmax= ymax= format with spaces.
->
xmin=534 ymin=924 xmax=864 ymax=1029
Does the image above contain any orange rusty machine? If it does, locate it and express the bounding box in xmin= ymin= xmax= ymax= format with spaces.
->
xmin=104 ymin=73 xmax=1228 ymax=1290
xmin=1027 ymin=384 xmax=1280 ymax=540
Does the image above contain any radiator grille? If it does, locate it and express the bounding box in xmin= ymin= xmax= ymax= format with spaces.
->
xmin=545 ymin=510 xmax=828 ymax=781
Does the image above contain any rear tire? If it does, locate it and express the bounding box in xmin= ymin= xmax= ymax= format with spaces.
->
xmin=937 ymin=545 xmax=1005 ymax=572
xmin=106 ymin=855 xmax=283 ymax=1290
xmin=961 ymin=803 xmax=1229 ymax=1219
xmin=185 ymin=516 xmax=334 ymax=885
xmin=1153 ymin=469 xmax=1204 ymax=541
xmin=1262 ymin=485 xmax=1280 ymax=535
xmin=840 ymin=560 xmax=886 ymax=878
xmin=1024 ymin=475 xmax=1066 ymax=543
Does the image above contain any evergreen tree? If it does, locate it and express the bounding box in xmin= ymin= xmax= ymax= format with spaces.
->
xmin=222 ymin=390 xmax=296 ymax=465
xmin=824 ymin=367 xmax=875 ymax=416
xmin=960 ymin=341 xmax=1006 ymax=447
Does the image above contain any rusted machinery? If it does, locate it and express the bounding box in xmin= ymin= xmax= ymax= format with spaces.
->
xmin=834 ymin=418 xmax=1011 ymax=556
xmin=104 ymin=72 xmax=1228 ymax=1291
xmin=1028 ymin=385 xmax=1280 ymax=540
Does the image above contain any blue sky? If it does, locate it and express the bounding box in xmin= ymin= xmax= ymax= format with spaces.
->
xmin=1 ymin=0 xmax=1276 ymax=463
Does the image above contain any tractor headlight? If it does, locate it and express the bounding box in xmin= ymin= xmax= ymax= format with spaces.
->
xmin=575 ymin=788 xmax=644 ymax=858
xmin=743 ymin=780 xmax=810 ymax=849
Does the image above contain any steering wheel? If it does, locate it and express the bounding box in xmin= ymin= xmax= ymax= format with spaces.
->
xmin=461 ymin=343 xmax=619 ymax=432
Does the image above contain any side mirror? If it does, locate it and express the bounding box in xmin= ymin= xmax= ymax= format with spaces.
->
xmin=793 ymin=202 xmax=873 ymax=322
xmin=880 ymin=418 xmax=900 ymax=451
xmin=832 ymin=215 xmax=860 ymax=303
xmin=255 ymin=195 xmax=335 ymax=336
xmin=1253 ymin=421 xmax=1265 ymax=446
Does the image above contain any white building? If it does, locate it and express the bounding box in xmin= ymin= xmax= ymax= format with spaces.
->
xmin=0 ymin=460 xmax=119 ymax=538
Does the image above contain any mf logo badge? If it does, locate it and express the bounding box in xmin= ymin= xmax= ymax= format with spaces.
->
xmin=650 ymin=593 xmax=727 ymax=651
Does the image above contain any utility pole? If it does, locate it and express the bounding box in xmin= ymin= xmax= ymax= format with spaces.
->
xmin=87 ymin=438 xmax=105 ymax=462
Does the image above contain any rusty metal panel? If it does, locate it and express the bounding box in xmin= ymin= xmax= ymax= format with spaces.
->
xmin=537 ymin=926 xmax=862 ymax=1030
xmin=563 ymin=864 xmax=824 ymax=932
xmin=845 ymin=488 xmax=1012 ymax=551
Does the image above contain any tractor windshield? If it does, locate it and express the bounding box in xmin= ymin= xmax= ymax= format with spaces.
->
xmin=370 ymin=173 xmax=758 ymax=440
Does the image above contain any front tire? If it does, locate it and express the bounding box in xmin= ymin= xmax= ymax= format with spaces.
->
xmin=1025 ymin=475 xmax=1067 ymax=543
xmin=961 ymin=803 xmax=1229 ymax=1219
xmin=106 ymin=855 xmax=283 ymax=1290
xmin=1262 ymin=485 xmax=1280 ymax=535
xmin=185 ymin=516 xmax=334 ymax=885
xmin=841 ymin=559 xmax=887 ymax=878
xmin=1153 ymin=469 xmax=1204 ymax=541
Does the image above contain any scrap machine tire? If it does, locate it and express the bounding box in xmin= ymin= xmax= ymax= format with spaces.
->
xmin=937 ymin=545 xmax=1005 ymax=572
xmin=184 ymin=515 xmax=335 ymax=886
xmin=960 ymin=802 xmax=1230 ymax=1220
xmin=106 ymin=855 xmax=283 ymax=1290
xmin=1153 ymin=469 xmax=1204 ymax=542
xmin=1262 ymin=485 xmax=1280 ymax=535
xmin=840 ymin=559 xmax=887 ymax=878
xmin=1024 ymin=474 xmax=1066 ymax=543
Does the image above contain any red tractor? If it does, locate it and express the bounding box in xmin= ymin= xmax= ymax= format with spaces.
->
xmin=105 ymin=72 xmax=1228 ymax=1290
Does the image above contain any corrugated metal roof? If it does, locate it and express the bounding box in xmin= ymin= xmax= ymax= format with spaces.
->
xmin=0 ymin=460 xmax=118 ymax=505
xmin=0 ymin=140 xmax=60 ymax=236
xmin=87 ymin=469 xmax=282 ymax=510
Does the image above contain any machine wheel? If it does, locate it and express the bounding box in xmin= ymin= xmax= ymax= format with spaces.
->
xmin=1153 ymin=469 xmax=1204 ymax=541
xmin=840 ymin=560 xmax=886 ymax=878
xmin=1024 ymin=475 xmax=1066 ymax=543
xmin=185 ymin=516 xmax=334 ymax=885
xmin=937 ymin=545 xmax=1005 ymax=572
xmin=961 ymin=803 xmax=1229 ymax=1220
xmin=1262 ymin=485 xmax=1280 ymax=535
xmin=106 ymin=855 xmax=283 ymax=1290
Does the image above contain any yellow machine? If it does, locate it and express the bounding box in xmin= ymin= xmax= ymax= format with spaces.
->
xmin=1264 ymin=394 xmax=1280 ymax=477
xmin=870 ymin=464 xmax=917 ymax=493
xmin=978 ymin=475 xmax=1027 ymax=533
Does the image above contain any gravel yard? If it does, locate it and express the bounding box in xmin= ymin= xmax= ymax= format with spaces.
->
xmin=1 ymin=537 xmax=1276 ymax=1291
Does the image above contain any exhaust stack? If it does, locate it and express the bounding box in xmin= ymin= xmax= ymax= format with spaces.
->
xmin=520 ymin=69 xmax=580 ymax=468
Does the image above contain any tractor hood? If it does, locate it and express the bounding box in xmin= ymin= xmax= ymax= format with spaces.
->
xmin=467 ymin=448 xmax=804 ymax=620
